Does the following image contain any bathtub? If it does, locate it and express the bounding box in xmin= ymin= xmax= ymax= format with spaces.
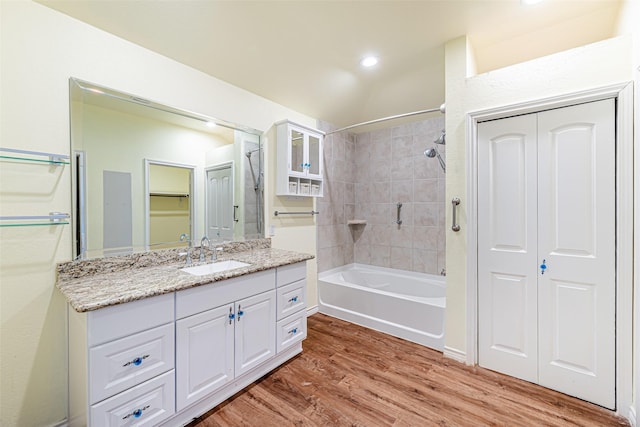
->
xmin=318 ymin=264 xmax=445 ymax=351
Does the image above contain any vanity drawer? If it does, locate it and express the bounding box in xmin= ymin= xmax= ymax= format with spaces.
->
xmin=89 ymin=323 xmax=175 ymax=404
xmin=176 ymin=269 xmax=275 ymax=319
xmin=276 ymin=262 xmax=306 ymax=288
xmin=88 ymin=293 xmax=174 ymax=346
xmin=276 ymin=311 xmax=307 ymax=353
xmin=90 ymin=370 xmax=175 ymax=427
xmin=276 ymin=279 xmax=306 ymax=321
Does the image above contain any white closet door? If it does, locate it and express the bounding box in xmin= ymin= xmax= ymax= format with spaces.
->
xmin=537 ymin=99 xmax=615 ymax=409
xmin=206 ymin=166 xmax=234 ymax=241
xmin=478 ymin=114 xmax=539 ymax=383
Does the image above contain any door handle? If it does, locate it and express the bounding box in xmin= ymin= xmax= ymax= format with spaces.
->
xmin=451 ymin=198 xmax=461 ymax=232
xmin=233 ymin=205 xmax=239 ymax=222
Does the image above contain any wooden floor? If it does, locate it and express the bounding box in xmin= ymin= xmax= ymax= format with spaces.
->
xmin=189 ymin=314 xmax=629 ymax=427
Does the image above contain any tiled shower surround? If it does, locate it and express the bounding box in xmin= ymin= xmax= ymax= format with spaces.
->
xmin=317 ymin=116 xmax=446 ymax=275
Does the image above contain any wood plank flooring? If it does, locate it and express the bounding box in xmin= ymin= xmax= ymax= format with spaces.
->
xmin=188 ymin=314 xmax=629 ymax=427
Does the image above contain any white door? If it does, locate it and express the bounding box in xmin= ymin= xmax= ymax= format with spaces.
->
xmin=234 ymin=291 xmax=276 ymax=376
xmin=206 ymin=166 xmax=233 ymax=241
xmin=478 ymin=99 xmax=616 ymax=409
xmin=175 ymin=304 xmax=234 ymax=411
xmin=478 ymin=113 xmax=539 ymax=383
xmin=536 ymin=100 xmax=615 ymax=408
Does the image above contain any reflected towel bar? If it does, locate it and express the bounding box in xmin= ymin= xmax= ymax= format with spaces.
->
xmin=274 ymin=210 xmax=319 ymax=216
xmin=0 ymin=147 xmax=69 ymax=163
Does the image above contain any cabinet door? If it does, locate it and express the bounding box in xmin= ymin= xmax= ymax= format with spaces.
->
xmin=176 ymin=304 xmax=234 ymax=411
xmin=306 ymin=133 xmax=322 ymax=178
xmin=289 ymin=127 xmax=305 ymax=175
xmin=234 ymin=291 xmax=276 ymax=376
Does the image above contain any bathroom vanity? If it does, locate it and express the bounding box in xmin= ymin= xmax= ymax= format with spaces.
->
xmin=57 ymin=239 xmax=312 ymax=426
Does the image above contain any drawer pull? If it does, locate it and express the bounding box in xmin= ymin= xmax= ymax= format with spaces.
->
xmin=122 ymin=405 xmax=150 ymax=420
xmin=288 ymin=296 xmax=298 ymax=303
xmin=122 ymin=354 xmax=149 ymax=367
xmin=288 ymin=328 xmax=298 ymax=335
xmin=237 ymin=304 xmax=244 ymax=321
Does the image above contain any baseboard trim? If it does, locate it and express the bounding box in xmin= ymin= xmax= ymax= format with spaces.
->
xmin=307 ymin=305 xmax=319 ymax=316
xmin=628 ymin=405 xmax=636 ymax=427
xmin=49 ymin=419 xmax=68 ymax=427
xmin=443 ymin=346 xmax=467 ymax=364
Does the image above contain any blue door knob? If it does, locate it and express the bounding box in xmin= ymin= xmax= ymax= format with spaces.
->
xmin=540 ymin=259 xmax=547 ymax=275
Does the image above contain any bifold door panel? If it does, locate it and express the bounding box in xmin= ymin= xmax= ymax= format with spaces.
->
xmin=477 ymin=99 xmax=616 ymax=409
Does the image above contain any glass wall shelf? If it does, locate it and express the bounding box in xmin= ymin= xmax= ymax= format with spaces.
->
xmin=0 ymin=214 xmax=70 ymax=228
xmin=0 ymin=147 xmax=69 ymax=165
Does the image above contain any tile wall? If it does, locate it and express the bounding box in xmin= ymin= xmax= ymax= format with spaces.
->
xmin=317 ymin=116 xmax=445 ymax=275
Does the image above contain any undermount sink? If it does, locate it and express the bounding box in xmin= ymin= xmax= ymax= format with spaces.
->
xmin=181 ymin=260 xmax=251 ymax=276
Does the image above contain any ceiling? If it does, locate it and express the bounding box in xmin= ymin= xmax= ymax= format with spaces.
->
xmin=38 ymin=0 xmax=622 ymax=129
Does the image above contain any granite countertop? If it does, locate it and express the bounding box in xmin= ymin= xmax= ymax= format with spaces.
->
xmin=56 ymin=239 xmax=313 ymax=313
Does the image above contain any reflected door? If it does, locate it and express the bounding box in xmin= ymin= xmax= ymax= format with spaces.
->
xmin=477 ymin=99 xmax=615 ymax=409
xmin=206 ymin=166 xmax=233 ymax=241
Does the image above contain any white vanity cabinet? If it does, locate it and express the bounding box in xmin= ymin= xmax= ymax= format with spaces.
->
xmin=174 ymin=269 xmax=276 ymax=411
xmin=69 ymin=293 xmax=176 ymax=427
xmin=67 ymin=261 xmax=308 ymax=426
xmin=276 ymin=120 xmax=324 ymax=197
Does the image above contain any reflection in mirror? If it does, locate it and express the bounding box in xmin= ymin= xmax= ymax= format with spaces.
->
xmin=145 ymin=161 xmax=195 ymax=250
xmin=70 ymin=78 xmax=264 ymax=259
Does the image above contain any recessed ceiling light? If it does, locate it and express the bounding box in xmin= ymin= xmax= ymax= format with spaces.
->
xmin=360 ymin=56 xmax=379 ymax=68
xmin=205 ymin=121 xmax=216 ymax=128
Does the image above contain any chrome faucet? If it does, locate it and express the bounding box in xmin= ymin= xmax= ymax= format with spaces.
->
xmin=200 ymin=236 xmax=211 ymax=262
xmin=179 ymin=233 xmax=193 ymax=266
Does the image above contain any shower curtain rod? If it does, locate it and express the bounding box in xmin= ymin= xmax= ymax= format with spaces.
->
xmin=325 ymin=103 xmax=445 ymax=135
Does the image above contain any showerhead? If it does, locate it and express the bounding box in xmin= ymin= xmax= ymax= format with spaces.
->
xmin=424 ymin=145 xmax=446 ymax=173
xmin=434 ymin=130 xmax=446 ymax=145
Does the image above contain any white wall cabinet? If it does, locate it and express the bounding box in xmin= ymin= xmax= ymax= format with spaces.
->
xmin=276 ymin=120 xmax=324 ymax=197
xmin=69 ymin=263 xmax=307 ymax=426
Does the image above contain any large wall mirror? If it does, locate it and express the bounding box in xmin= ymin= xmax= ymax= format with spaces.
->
xmin=70 ymin=78 xmax=264 ymax=259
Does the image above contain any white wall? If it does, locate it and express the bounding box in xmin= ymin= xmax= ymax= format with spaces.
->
xmin=444 ymin=33 xmax=635 ymax=419
xmin=0 ymin=2 xmax=317 ymax=425
xmin=81 ymin=104 xmax=229 ymax=254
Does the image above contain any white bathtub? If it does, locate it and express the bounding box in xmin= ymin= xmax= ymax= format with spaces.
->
xmin=318 ymin=263 xmax=445 ymax=351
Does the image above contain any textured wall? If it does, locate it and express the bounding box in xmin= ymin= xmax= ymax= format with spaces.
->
xmin=317 ymin=116 xmax=446 ymax=275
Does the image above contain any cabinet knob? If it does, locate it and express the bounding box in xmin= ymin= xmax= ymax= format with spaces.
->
xmin=122 ymin=354 xmax=149 ymax=367
xmin=288 ymin=328 xmax=298 ymax=335
xmin=288 ymin=296 xmax=298 ymax=303
xmin=122 ymin=405 xmax=150 ymax=420
xmin=237 ymin=304 xmax=244 ymax=321
xmin=228 ymin=307 xmax=235 ymax=324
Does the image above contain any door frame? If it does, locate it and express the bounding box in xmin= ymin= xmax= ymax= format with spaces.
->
xmin=204 ymin=161 xmax=235 ymax=241
xmin=465 ymin=82 xmax=633 ymax=416
xmin=144 ymin=159 xmax=196 ymax=250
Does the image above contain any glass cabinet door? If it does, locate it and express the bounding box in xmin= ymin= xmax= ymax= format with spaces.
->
xmin=307 ymin=134 xmax=321 ymax=177
xmin=290 ymin=129 xmax=305 ymax=174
